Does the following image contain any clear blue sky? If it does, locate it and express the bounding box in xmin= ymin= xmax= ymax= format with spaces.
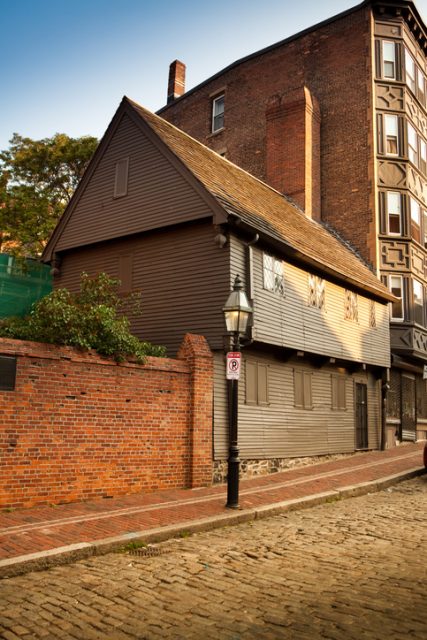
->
xmin=2 ymin=0 xmax=427 ymax=150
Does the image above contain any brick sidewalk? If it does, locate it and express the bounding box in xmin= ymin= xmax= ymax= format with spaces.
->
xmin=0 ymin=442 xmax=424 ymax=578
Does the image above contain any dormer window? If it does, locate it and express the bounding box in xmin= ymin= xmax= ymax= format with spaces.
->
xmin=212 ymin=95 xmax=224 ymax=133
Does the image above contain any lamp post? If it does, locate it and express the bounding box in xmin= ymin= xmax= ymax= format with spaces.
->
xmin=223 ymin=275 xmax=253 ymax=509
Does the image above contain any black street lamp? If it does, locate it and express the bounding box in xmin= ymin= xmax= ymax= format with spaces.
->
xmin=223 ymin=275 xmax=253 ymax=509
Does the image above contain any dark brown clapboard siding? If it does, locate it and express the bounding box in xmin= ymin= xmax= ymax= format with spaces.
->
xmin=213 ymin=352 xmax=380 ymax=460
xmin=55 ymin=113 xmax=213 ymax=252
xmin=56 ymin=220 xmax=229 ymax=355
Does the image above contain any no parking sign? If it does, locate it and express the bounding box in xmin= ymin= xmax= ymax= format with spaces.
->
xmin=226 ymin=352 xmax=241 ymax=380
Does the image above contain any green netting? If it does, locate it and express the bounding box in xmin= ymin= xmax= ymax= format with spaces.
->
xmin=0 ymin=253 xmax=52 ymax=318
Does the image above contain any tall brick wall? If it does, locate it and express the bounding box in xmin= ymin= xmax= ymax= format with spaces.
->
xmin=0 ymin=334 xmax=213 ymax=509
xmin=160 ymin=6 xmax=376 ymax=266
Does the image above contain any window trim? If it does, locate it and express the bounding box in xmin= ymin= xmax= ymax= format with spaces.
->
xmin=386 ymin=191 xmax=402 ymax=236
xmin=384 ymin=114 xmax=399 ymax=157
xmin=389 ymin=274 xmax=404 ymax=322
xmin=382 ymin=40 xmax=396 ymax=79
xmin=211 ymin=94 xmax=225 ymax=133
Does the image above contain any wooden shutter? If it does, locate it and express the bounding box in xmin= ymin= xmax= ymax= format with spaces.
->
xmin=377 ymin=113 xmax=384 ymax=155
xmin=374 ymin=39 xmax=382 ymax=78
xmin=246 ymin=361 xmax=257 ymax=404
xmin=258 ymin=364 xmax=269 ymax=405
xmin=114 ymin=158 xmax=129 ymax=198
xmin=303 ymin=372 xmax=312 ymax=409
xmin=379 ymin=191 xmax=386 ymax=234
xmin=294 ymin=370 xmax=304 ymax=408
xmin=395 ymin=42 xmax=403 ymax=82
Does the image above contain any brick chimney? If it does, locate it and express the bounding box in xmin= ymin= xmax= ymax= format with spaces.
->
xmin=266 ymin=86 xmax=321 ymax=221
xmin=167 ymin=60 xmax=186 ymax=104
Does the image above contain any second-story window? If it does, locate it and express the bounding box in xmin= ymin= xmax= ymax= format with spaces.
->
xmin=389 ymin=275 xmax=404 ymax=321
xmin=413 ymin=279 xmax=424 ymax=325
xmin=263 ymin=253 xmax=285 ymax=295
xmin=410 ymin=197 xmax=421 ymax=244
xmin=308 ymin=274 xmax=325 ymax=309
xmin=382 ymin=41 xmax=396 ymax=79
xmin=387 ymin=191 xmax=402 ymax=235
xmin=212 ymin=95 xmax=224 ymax=133
xmin=407 ymin=123 xmax=419 ymax=166
xmin=417 ymin=67 xmax=426 ymax=105
xmin=405 ymin=48 xmax=416 ymax=93
xmin=424 ymin=211 xmax=427 ymax=249
xmin=344 ymin=290 xmax=358 ymax=322
xmin=385 ymin=115 xmax=399 ymax=156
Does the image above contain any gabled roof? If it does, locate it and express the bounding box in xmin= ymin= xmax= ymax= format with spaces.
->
xmin=127 ymin=98 xmax=393 ymax=303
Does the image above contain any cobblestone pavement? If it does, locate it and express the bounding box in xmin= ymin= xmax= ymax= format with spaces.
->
xmin=0 ymin=476 xmax=426 ymax=640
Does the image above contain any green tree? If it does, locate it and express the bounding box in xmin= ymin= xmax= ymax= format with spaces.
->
xmin=0 ymin=133 xmax=98 ymax=257
xmin=0 ymin=272 xmax=166 ymax=362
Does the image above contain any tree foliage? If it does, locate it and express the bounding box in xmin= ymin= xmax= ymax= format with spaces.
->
xmin=0 ymin=133 xmax=98 ymax=257
xmin=0 ymin=272 xmax=166 ymax=362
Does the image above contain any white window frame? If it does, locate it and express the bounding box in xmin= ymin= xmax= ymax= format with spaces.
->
xmin=405 ymin=47 xmax=416 ymax=93
xmin=389 ymin=275 xmax=404 ymax=322
xmin=308 ymin=274 xmax=325 ymax=309
xmin=407 ymin=122 xmax=419 ymax=166
xmin=385 ymin=115 xmax=399 ymax=156
xmin=263 ymin=253 xmax=285 ymax=296
xmin=382 ymin=41 xmax=396 ymax=79
xmin=413 ymin=279 xmax=424 ymax=326
xmin=410 ymin=196 xmax=421 ymax=243
xmin=212 ymin=95 xmax=224 ymax=133
xmin=386 ymin=191 xmax=402 ymax=236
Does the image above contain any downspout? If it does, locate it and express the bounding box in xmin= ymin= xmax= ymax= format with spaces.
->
xmin=245 ymin=233 xmax=259 ymax=343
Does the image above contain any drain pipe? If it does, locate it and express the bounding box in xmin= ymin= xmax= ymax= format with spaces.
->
xmin=245 ymin=234 xmax=259 ymax=342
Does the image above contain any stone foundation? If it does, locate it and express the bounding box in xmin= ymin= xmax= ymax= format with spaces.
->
xmin=213 ymin=453 xmax=357 ymax=484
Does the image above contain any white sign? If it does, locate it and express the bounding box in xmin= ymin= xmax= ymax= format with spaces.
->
xmin=423 ymin=365 xmax=427 ymax=380
xmin=226 ymin=352 xmax=241 ymax=380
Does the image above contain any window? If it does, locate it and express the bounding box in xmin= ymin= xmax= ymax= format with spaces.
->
xmin=424 ymin=210 xmax=427 ymax=249
xmin=369 ymin=299 xmax=377 ymax=328
xmin=384 ymin=115 xmax=399 ymax=155
xmin=417 ymin=67 xmax=426 ymax=104
xmin=386 ymin=191 xmax=402 ymax=235
xmin=410 ymin=197 xmax=421 ymax=243
xmin=382 ymin=41 xmax=396 ymax=79
xmin=413 ymin=279 xmax=424 ymax=325
xmin=331 ymin=375 xmax=346 ymax=410
xmin=407 ymin=123 xmax=419 ymax=166
xmin=246 ymin=361 xmax=269 ymax=405
xmin=212 ymin=95 xmax=224 ymax=133
xmin=114 ymin=158 xmax=129 ymax=198
xmin=344 ymin=290 xmax=358 ymax=322
xmin=405 ymin=48 xmax=416 ymax=93
xmin=294 ymin=369 xmax=312 ymax=410
xmin=0 ymin=356 xmax=17 ymax=391
xmin=263 ymin=253 xmax=285 ymax=295
xmin=421 ymin=139 xmax=427 ymax=174
xmin=308 ymin=275 xmax=325 ymax=309
xmin=389 ymin=275 xmax=404 ymax=321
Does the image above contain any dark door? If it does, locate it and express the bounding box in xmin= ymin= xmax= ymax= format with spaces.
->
xmin=401 ymin=374 xmax=416 ymax=441
xmin=355 ymin=383 xmax=368 ymax=449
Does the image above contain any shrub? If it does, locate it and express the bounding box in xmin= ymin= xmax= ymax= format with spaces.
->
xmin=0 ymin=272 xmax=166 ymax=362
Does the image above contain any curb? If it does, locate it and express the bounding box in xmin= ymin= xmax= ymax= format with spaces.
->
xmin=0 ymin=466 xmax=424 ymax=580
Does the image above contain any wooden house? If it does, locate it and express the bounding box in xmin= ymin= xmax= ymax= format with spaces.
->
xmin=43 ymin=97 xmax=394 ymax=479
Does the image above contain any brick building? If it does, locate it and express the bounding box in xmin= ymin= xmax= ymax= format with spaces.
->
xmin=159 ymin=0 xmax=427 ymax=444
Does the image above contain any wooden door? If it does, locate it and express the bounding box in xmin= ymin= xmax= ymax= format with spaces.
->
xmin=355 ymin=383 xmax=368 ymax=449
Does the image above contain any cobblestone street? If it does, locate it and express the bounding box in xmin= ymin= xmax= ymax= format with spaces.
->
xmin=0 ymin=475 xmax=426 ymax=640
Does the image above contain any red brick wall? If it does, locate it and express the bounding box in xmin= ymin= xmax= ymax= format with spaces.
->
xmin=0 ymin=334 xmax=213 ymax=509
xmin=160 ymin=5 xmax=376 ymax=265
